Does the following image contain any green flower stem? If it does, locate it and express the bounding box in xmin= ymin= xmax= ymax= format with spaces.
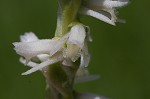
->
xmin=45 ymin=62 xmax=78 ymax=99
xmin=55 ymin=0 xmax=82 ymax=37
xmin=45 ymin=0 xmax=82 ymax=99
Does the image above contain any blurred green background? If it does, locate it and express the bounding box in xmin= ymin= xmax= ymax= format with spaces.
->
xmin=0 ymin=0 xmax=150 ymax=99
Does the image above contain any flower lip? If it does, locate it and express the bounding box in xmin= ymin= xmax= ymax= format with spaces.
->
xmin=64 ymin=24 xmax=87 ymax=62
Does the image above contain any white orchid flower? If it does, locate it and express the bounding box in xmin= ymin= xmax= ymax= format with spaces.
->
xmin=63 ymin=24 xmax=91 ymax=68
xmin=13 ymin=32 xmax=57 ymax=60
xmin=80 ymin=0 xmax=129 ymax=25
xmin=13 ymin=25 xmax=91 ymax=75
xmin=13 ymin=32 xmax=66 ymax=75
xmin=64 ymin=25 xmax=86 ymax=62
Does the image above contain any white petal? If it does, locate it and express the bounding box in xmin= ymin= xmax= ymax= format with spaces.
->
xmin=80 ymin=7 xmax=115 ymax=25
xmin=67 ymin=25 xmax=86 ymax=48
xmin=50 ymin=33 xmax=69 ymax=56
xmin=19 ymin=57 xmax=38 ymax=67
xmin=20 ymin=32 xmax=39 ymax=42
xmin=21 ymin=55 xmax=64 ymax=75
xmin=37 ymin=54 xmax=50 ymax=62
xmin=103 ymin=1 xmax=128 ymax=8
xmin=13 ymin=39 xmax=56 ymax=60
xmin=63 ymin=25 xmax=86 ymax=62
xmin=85 ymin=0 xmax=128 ymax=9
xmin=75 ymin=92 xmax=108 ymax=99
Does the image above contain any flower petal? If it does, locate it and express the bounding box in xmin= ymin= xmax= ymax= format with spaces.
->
xmin=21 ymin=54 xmax=64 ymax=75
xmin=37 ymin=54 xmax=50 ymax=62
xmin=13 ymin=39 xmax=56 ymax=60
xmin=67 ymin=25 xmax=86 ymax=48
xmin=103 ymin=0 xmax=128 ymax=8
xmin=20 ymin=32 xmax=39 ymax=42
xmin=84 ymin=0 xmax=128 ymax=9
xmin=19 ymin=57 xmax=38 ymax=67
xmin=80 ymin=7 xmax=115 ymax=25
xmin=49 ymin=33 xmax=69 ymax=56
xmin=63 ymin=25 xmax=87 ymax=62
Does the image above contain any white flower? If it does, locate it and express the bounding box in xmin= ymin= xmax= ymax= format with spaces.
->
xmin=80 ymin=0 xmax=129 ymax=25
xmin=13 ymin=25 xmax=91 ymax=75
xmin=13 ymin=32 xmax=65 ymax=75
xmin=63 ymin=25 xmax=91 ymax=67
xmin=64 ymin=25 xmax=86 ymax=62
xmin=13 ymin=32 xmax=58 ymax=61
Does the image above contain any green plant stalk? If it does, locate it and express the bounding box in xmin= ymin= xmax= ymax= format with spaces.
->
xmin=55 ymin=0 xmax=81 ymax=37
xmin=45 ymin=0 xmax=82 ymax=99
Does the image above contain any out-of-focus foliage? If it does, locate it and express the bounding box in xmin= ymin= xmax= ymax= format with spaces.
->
xmin=0 ymin=0 xmax=150 ymax=99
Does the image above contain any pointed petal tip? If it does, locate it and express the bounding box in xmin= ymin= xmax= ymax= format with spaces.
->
xmin=21 ymin=72 xmax=29 ymax=75
xmin=121 ymin=1 xmax=129 ymax=6
xmin=12 ymin=42 xmax=18 ymax=46
xmin=21 ymin=56 xmax=63 ymax=76
xmin=109 ymin=21 xmax=116 ymax=26
xmin=117 ymin=1 xmax=129 ymax=8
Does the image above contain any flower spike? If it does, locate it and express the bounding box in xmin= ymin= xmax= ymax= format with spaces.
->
xmin=13 ymin=0 xmax=129 ymax=98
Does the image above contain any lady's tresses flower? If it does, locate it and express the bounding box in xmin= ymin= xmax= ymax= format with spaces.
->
xmin=63 ymin=25 xmax=90 ymax=67
xmin=13 ymin=25 xmax=91 ymax=75
xmin=80 ymin=0 xmax=129 ymax=25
